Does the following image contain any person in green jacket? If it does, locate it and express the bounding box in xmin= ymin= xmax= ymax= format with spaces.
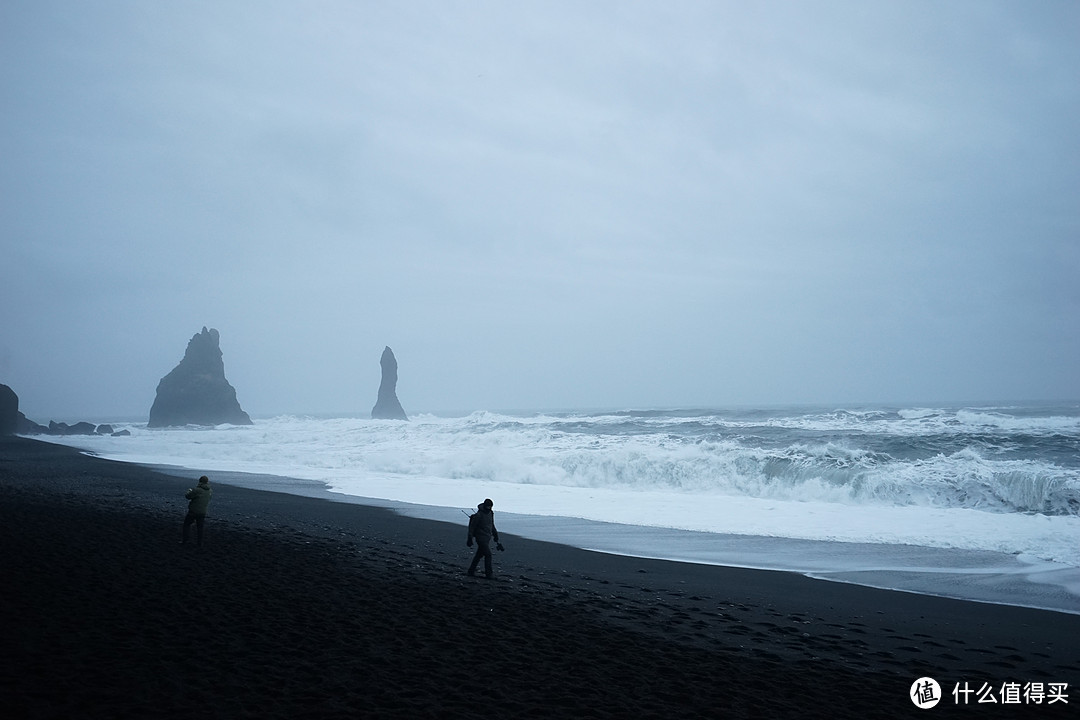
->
xmin=182 ymin=476 xmax=213 ymax=547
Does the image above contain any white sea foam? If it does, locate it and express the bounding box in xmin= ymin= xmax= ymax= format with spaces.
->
xmin=34 ymin=405 xmax=1080 ymax=612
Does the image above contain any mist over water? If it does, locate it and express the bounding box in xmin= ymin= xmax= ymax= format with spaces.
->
xmin=38 ymin=402 xmax=1080 ymax=613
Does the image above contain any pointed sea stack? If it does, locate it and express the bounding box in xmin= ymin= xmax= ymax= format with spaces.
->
xmin=148 ymin=327 xmax=253 ymax=427
xmin=371 ymin=346 xmax=408 ymax=420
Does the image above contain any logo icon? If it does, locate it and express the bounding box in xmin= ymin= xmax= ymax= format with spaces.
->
xmin=911 ymin=677 xmax=942 ymax=709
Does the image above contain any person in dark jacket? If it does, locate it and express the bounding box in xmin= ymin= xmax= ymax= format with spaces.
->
xmin=466 ymin=498 xmax=503 ymax=578
xmin=181 ymin=475 xmax=213 ymax=547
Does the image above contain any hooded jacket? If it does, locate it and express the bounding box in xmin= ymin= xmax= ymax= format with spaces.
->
xmin=467 ymin=505 xmax=498 ymax=543
xmin=185 ymin=481 xmax=213 ymax=515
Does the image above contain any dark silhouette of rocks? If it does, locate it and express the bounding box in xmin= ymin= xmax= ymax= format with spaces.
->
xmin=0 ymin=384 xmax=17 ymax=435
xmin=148 ymin=327 xmax=252 ymax=427
xmin=371 ymin=346 xmax=408 ymax=420
xmin=19 ymin=417 xmax=122 ymax=436
xmin=2 ymin=384 xmax=46 ymax=435
xmin=18 ymin=418 xmax=122 ymax=436
xmin=1 ymin=384 xmax=116 ymax=435
xmin=17 ymin=413 xmax=48 ymax=434
xmin=16 ymin=408 xmax=47 ymax=434
xmin=49 ymin=421 xmax=97 ymax=435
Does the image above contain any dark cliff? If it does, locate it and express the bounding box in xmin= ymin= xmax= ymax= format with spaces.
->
xmin=0 ymin=384 xmax=17 ymax=435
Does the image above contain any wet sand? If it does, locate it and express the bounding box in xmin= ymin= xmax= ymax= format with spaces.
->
xmin=1 ymin=435 xmax=1076 ymax=718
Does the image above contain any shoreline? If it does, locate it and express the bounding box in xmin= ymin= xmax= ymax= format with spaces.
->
xmin=26 ymin=406 xmax=1080 ymax=620
xmin=2 ymin=435 xmax=1077 ymax=717
xmin=100 ymin=456 xmax=1080 ymax=618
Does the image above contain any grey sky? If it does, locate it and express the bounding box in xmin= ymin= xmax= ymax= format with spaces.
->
xmin=2 ymin=1 xmax=1078 ymax=420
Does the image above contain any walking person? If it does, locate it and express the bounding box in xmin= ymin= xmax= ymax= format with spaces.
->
xmin=466 ymin=498 xmax=504 ymax=578
xmin=181 ymin=475 xmax=213 ymax=547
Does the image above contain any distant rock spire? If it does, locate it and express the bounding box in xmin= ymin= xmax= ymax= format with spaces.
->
xmin=148 ymin=327 xmax=253 ymax=427
xmin=371 ymin=346 xmax=408 ymax=420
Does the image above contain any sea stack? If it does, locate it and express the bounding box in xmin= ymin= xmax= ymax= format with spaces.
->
xmin=371 ymin=346 xmax=408 ymax=420
xmin=148 ymin=327 xmax=253 ymax=427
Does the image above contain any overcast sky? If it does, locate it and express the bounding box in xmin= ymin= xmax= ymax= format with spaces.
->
xmin=2 ymin=1 xmax=1078 ymax=420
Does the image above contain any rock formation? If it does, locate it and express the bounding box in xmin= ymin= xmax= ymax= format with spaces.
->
xmin=148 ymin=327 xmax=253 ymax=427
xmin=48 ymin=420 xmax=97 ymax=435
xmin=0 ymin=384 xmax=17 ymax=435
xmin=1 ymin=384 xmax=126 ymax=435
xmin=370 ymin=346 xmax=408 ymax=420
xmin=17 ymin=413 xmax=48 ymax=435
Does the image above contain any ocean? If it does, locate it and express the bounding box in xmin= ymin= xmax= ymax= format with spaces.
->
xmin=37 ymin=402 xmax=1080 ymax=614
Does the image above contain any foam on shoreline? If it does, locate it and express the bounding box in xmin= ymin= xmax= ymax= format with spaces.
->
xmin=153 ymin=463 xmax=1080 ymax=615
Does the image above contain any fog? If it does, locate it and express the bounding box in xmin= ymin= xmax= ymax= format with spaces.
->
xmin=2 ymin=1 xmax=1078 ymax=421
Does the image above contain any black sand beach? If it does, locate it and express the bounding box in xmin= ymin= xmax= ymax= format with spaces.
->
xmin=1 ymin=435 xmax=1076 ymax=718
